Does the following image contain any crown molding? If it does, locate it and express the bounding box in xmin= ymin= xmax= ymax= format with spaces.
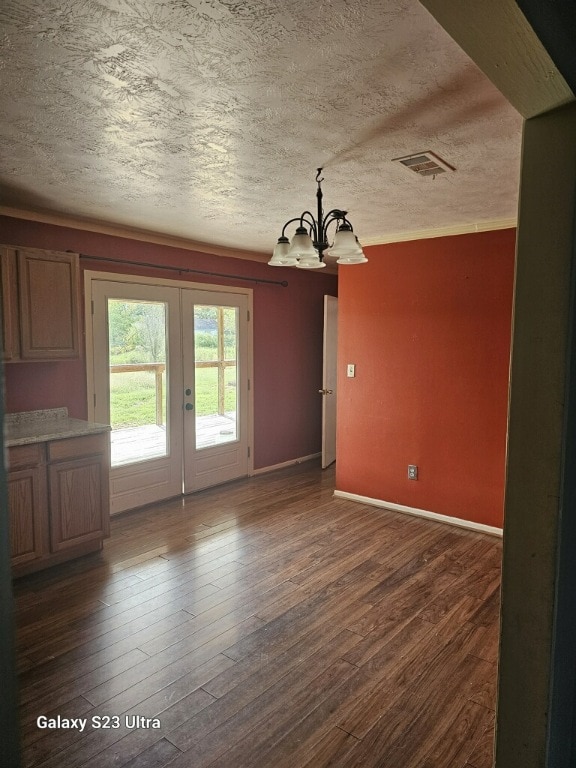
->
xmin=1 ymin=207 xmax=517 ymax=263
xmin=0 ymin=206 xmax=270 ymax=264
xmin=360 ymin=218 xmax=517 ymax=247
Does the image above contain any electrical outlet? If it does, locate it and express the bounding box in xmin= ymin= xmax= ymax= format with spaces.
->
xmin=408 ymin=464 xmax=418 ymax=480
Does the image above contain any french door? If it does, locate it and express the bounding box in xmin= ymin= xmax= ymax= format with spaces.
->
xmin=181 ymin=289 xmax=250 ymax=492
xmin=87 ymin=274 xmax=252 ymax=514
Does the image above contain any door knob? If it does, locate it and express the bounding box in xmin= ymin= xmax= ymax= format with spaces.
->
xmin=185 ymin=403 xmax=194 ymax=410
xmin=318 ymin=389 xmax=333 ymax=395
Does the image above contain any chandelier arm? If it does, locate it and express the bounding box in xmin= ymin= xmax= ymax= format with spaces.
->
xmin=299 ymin=211 xmax=319 ymax=239
xmin=323 ymin=214 xmax=341 ymax=232
xmin=280 ymin=216 xmax=305 ymax=239
xmin=321 ymin=216 xmax=342 ymax=248
xmin=322 ymin=209 xmax=348 ymax=230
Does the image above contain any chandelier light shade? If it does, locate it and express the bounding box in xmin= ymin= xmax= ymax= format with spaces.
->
xmin=269 ymin=237 xmax=298 ymax=266
xmin=268 ymin=169 xmax=368 ymax=268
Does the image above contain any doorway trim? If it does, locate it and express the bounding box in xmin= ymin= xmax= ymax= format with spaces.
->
xmin=321 ymin=295 xmax=338 ymax=469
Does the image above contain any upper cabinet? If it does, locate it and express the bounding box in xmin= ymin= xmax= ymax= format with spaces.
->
xmin=1 ymin=246 xmax=81 ymax=362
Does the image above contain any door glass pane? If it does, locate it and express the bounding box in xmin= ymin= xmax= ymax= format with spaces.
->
xmin=194 ymin=305 xmax=238 ymax=450
xmin=108 ymin=299 xmax=168 ymax=466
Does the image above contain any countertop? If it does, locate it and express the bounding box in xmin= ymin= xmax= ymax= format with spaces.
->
xmin=4 ymin=408 xmax=111 ymax=447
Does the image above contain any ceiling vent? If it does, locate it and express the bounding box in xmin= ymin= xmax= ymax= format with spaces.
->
xmin=392 ymin=151 xmax=455 ymax=177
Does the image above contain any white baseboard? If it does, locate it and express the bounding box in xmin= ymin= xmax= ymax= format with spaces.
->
xmin=251 ymin=452 xmax=321 ymax=476
xmin=333 ymin=490 xmax=503 ymax=537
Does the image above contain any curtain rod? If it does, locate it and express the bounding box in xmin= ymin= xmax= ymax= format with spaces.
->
xmin=77 ymin=252 xmax=289 ymax=287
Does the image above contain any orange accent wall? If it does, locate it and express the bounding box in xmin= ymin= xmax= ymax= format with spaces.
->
xmin=336 ymin=229 xmax=515 ymax=528
xmin=0 ymin=216 xmax=337 ymax=470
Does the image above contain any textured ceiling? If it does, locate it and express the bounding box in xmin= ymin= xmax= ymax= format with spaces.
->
xmin=0 ymin=0 xmax=523 ymax=255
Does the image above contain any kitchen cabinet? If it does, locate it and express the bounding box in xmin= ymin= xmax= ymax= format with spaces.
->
xmin=8 ymin=432 xmax=110 ymax=577
xmin=0 ymin=245 xmax=81 ymax=361
xmin=7 ymin=444 xmax=48 ymax=567
xmin=48 ymin=434 xmax=110 ymax=553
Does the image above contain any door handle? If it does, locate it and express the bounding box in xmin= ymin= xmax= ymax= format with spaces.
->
xmin=185 ymin=403 xmax=194 ymax=410
xmin=318 ymin=389 xmax=333 ymax=395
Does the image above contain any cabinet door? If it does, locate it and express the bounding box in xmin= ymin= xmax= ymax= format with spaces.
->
xmin=8 ymin=467 xmax=47 ymax=566
xmin=49 ymin=454 xmax=108 ymax=552
xmin=17 ymin=249 xmax=80 ymax=359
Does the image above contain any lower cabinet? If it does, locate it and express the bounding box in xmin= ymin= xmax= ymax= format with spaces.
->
xmin=8 ymin=444 xmax=47 ymax=567
xmin=8 ymin=433 xmax=110 ymax=577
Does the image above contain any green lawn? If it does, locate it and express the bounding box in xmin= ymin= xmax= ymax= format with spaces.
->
xmin=109 ymin=368 xmax=237 ymax=428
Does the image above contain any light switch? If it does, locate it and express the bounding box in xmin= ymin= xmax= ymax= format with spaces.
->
xmin=347 ymin=364 xmax=355 ymax=377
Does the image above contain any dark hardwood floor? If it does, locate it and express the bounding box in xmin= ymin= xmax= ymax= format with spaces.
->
xmin=13 ymin=461 xmax=502 ymax=768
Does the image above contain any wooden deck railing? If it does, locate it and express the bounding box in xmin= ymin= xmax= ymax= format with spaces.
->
xmin=195 ymin=360 xmax=236 ymax=416
xmin=110 ymin=363 xmax=165 ymax=426
xmin=110 ymin=357 xmax=236 ymax=424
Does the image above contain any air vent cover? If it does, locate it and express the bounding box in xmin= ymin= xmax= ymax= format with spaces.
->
xmin=392 ymin=151 xmax=455 ymax=177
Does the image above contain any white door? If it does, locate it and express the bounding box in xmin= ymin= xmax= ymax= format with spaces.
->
xmin=321 ymin=295 xmax=338 ymax=468
xmin=181 ymin=289 xmax=250 ymax=492
xmin=91 ymin=280 xmax=183 ymax=514
xmin=88 ymin=275 xmax=253 ymax=512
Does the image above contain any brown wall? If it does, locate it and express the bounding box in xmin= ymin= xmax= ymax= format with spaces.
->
xmin=0 ymin=216 xmax=337 ymax=470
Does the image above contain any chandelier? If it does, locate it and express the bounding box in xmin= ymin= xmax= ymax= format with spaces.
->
xmin=268 ymin=168 xmax=368 ymax=269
